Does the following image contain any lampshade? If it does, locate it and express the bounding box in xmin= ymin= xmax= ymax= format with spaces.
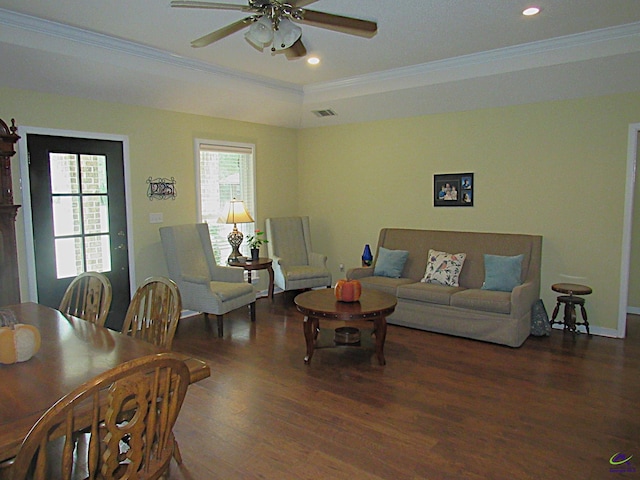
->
xmin=220 ymin=198 xmax=254 ymax=225
xmin=272 ymin=18 xmax=302 ymax=51
xmin=245 ymin=15 xmax=274 ymax=48
xmin=220 ymin=198 xmax=254 ymax=264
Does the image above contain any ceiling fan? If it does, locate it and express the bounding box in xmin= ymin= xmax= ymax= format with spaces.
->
xmin=170 ymin=0 xmax=377 ymax=59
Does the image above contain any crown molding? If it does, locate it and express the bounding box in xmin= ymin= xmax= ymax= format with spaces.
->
xmin=303 ymin=21 xmax=640 ymax=103
xmin=0 ymin=7 xmax=303 ymax=98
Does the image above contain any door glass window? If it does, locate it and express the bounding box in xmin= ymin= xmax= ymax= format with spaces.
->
xmin=49 ymin=153 xmax=112 ymax=278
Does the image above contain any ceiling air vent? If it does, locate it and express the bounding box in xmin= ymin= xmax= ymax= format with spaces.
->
xmin=312 ymin=109 xmax=337 ymax=118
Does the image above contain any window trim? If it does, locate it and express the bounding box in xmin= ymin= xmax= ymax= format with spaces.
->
xmin=194 ymin=138 xmax=257 ymax=263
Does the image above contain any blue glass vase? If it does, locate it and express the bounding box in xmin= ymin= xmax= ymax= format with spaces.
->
xmin=362 ymin=244 xmax=373 ymax=267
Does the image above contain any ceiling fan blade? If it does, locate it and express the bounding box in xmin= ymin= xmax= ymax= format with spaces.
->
xmin=191 ymin=17 xmax=253 ymax=47
xmin=298 ymin=9 xmax=377 ymax=38
xmin=170 ymin=1 xmax=253 ymax=12
xmin=284 ymin=38 xmax=307 ymax=59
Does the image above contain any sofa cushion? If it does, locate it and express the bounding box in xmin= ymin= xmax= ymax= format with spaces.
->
xmin=450 ymin=288 xmax=512 ymax=314
xmin=422 ymin=249 xmax=467 ymax=286
xmin=374 ymin=247 xmax=409 ymax=278
xmin=397 ymin=282 xmax=465 ymax=306
xmin=359 ymin=276 xmax=415 ymax=296
xmin=481 ymin=254 xmax=524 ymax=292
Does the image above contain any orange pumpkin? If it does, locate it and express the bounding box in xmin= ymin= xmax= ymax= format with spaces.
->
xmin=334 ymin=279 xmax=362 ymax=302
xmin=0 ymin=324 xmax=41 ymax=364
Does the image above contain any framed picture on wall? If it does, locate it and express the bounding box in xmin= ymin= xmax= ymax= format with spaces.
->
xmin=434 ymin=172 xmax=474 ymax=207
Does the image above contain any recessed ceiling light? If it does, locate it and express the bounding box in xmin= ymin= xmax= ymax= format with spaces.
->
xmin=522 ymin=6 xmax=541 ymax=16
xmin=307 ymin=56 xmax=320 ymax=65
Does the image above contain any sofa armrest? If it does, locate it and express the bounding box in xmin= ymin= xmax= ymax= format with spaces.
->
xmin=347 ymin=267 xmax=374 ymax=280
xmin=510 ymin=281 xmax=538 ymax=319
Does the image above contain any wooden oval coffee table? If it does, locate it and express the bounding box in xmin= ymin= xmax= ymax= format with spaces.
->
xmin=294 ymin=288 xmax=397 ymax=366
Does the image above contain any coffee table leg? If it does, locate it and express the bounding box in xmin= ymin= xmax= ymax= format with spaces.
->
xmin=303 ymin=315 xmax=318 ymax=364
xmin=373 ymin=316 xmax=387 ymax=366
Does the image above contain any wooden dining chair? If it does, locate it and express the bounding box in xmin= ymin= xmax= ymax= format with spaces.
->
xmin=59 ymin=271 xmax=112 ymax=327
xmin=121 ymin=276 xmax=182 ymax=350
xmin=120 ymin=276 xmax=184 ymax=464
xmin=10 ymin=352 xmax=190 ymax=480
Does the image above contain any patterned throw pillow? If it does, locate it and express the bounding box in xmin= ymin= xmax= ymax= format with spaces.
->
xmin=422 ymin=249 xmax=467 ymax=286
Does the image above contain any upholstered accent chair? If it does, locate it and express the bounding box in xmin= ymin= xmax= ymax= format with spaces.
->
xmin=159 ymin=223 xmax=256 ymax=337
xmin=265 ymin=216 xmax=331 ymax=292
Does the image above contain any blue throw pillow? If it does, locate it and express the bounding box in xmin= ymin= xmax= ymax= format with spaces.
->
xmin=481 ymin=254 xmax=524 ymax=292
xmin=374 ymin=247 xmax=409 ymax=278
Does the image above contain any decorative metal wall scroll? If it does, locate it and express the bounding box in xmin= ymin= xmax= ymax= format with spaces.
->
xmin=147 ymin=177 xmax=176 ymax=200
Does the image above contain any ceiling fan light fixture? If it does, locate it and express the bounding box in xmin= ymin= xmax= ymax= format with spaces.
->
xmin=173 ymin=1 xmax=378 ymax=56
xmin=245 ymin=15 xmax=274 ymax=47
xmin=272 ymin=18 xmax=302 ymax=51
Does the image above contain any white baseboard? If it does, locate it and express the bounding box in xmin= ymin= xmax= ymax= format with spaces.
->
xmin=627 ymin=306 xmax=640 ymax=315
xmin=551 ymin=323 xmax=621 ymax=338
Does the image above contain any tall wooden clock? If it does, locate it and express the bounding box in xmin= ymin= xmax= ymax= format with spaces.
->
xmin=0 ymin=118 xmax=21 ymax=306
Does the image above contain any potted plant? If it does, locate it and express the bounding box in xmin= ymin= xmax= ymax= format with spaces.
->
xmin=246 ymin=230 xmax=268 ymax=261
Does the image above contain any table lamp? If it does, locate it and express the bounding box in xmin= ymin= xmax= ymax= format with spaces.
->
xmin=220 ymin=198 xmax=254 ymax=264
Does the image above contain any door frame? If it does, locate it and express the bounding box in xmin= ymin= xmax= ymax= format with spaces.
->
xmin=16 ymin=127 xmax=136 ymax=302
xmin=619 ymin=122 xmax=640 ymax=337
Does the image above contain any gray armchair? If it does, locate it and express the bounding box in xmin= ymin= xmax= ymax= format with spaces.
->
xmin=265 ymin=216 xmax=331 ymax=292
xmin=159 ymin=223 xmax=256 ymax=337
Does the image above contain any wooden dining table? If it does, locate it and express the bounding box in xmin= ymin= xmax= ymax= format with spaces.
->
xmin=0 ymin=302 xmax=210 ymax=463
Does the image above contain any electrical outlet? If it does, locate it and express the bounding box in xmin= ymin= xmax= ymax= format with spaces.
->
xmin=339 ymin=263 xmax=344 ymax=271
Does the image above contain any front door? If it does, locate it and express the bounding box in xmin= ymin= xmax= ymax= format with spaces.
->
xmin=27 ymin=135 xmax=130 ymax=330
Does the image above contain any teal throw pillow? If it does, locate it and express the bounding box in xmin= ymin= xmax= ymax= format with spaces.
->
xmin=481 ymin=254 xmax=524 ymax=292
xmin=374 ymin=247 xmax=409 ymax=278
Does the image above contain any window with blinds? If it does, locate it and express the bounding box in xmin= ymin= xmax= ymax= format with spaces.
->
xmin=196 ymin=141 xmax=256 ymax=265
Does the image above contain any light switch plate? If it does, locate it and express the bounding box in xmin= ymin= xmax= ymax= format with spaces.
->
xmin=149 ymin=213 xmax=163 ymax=224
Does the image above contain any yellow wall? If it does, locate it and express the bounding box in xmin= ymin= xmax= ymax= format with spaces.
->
xmin=0 ymin=87 xmax=298 ymax=293
xmin=298 ymin=92 xmax=640 ymax=332
xmin=3 ymin=86 xmax=639 ymax=333
xmin=629 ymin=131 xmax=640 ymax=309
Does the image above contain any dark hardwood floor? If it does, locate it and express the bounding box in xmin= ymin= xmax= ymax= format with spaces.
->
xmin=168 ymin=295 xmax=640 ymax=480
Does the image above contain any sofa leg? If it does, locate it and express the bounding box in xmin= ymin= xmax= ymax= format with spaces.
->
xmin=216 ymin=315 xmax=224 ymax=337
xmin=250 ymin=301 xmax=256 ymax=322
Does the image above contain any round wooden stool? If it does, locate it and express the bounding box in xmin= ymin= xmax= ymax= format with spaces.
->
xmin=550 ymin=283 xmax=592 ymax=335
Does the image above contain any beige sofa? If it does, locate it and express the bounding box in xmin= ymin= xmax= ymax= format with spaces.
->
xmin=347 ymin=229 xmax=542 ymax=347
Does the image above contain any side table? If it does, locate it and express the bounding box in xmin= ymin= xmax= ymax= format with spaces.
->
xmin=550 ymin=283 xmax=592 ymax=335
xmin=228 ymin=257 xmax=274 ymax=300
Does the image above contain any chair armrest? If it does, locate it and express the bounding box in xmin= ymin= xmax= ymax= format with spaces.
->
xmin=181 ymin=275 xmax=210 ymax=285
xmin=308 ymin=252 xmax=328 ymax=268
xmin=347 ymin=267 xmax=374 ymax=280
xmin=214 ymin=266 xmax=245 ymax=283
xmin=511 ymin=281 xmax=538 ymax=319
xmin=271 ymin=255 xmax=289 ymax=270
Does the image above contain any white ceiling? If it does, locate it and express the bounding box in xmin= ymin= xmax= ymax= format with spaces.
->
xmin=0 ymin=1 xmax=639 ymax=128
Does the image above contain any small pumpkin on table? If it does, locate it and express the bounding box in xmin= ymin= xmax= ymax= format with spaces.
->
xmin=334 ymin=279 xmax=362 ymax=302
xmin=0 ymin=308 xmax=41 ymax=364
